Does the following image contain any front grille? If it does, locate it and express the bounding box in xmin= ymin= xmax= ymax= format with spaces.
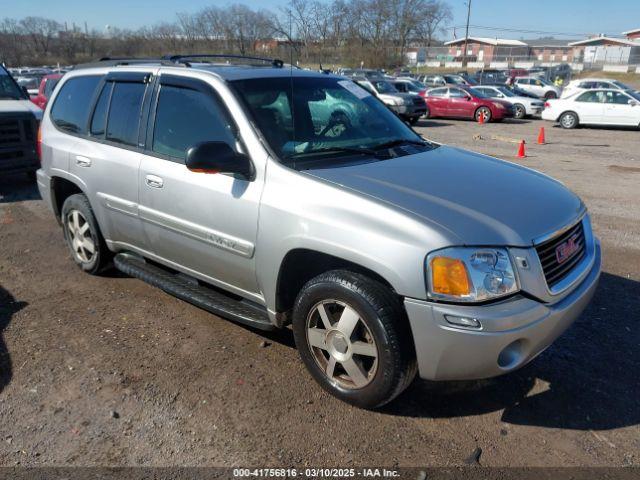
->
xmin=0 ymin=119 xmax=22 ymax=145
xmin=535 ymin=220 xmax=586 ymax=288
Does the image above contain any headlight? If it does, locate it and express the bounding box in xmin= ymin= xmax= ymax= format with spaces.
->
xmin=426 ymin=247 xmax=519 ymax=302
xmin=388 ymin=98 xmax=403 ymax=106
xmin=492 ymin=102 xmax=505 ymax=109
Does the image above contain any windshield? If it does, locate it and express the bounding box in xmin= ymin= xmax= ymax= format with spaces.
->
xmin=0 ymin=68 xmax=25 ymax=100
xmin=232 ymin=76 xmax=426 ymax=165
xmin=399 ymin=81 xmax=421 ymax=93
xmin=371 ymin=80 xmax=398 ymax=94
xmin=612 ymin=80 xmax=632 ymax=90
xmin=627 ymin=90 xmax=640 ymax=101
xmin=444 ymin=75 xmax=466 ymax=85
xmin=496 ymin=87 xmax=516 ymax=97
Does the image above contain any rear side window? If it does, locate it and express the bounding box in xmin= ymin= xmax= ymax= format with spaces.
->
xmin=50 ymin=76 xmax=101 ymax=134
xmin=105 ymin=82 xmax=146 ymax=147
xmin=152 ymin=84 xmax=236 ymax=161
xmin=90 ymin=82 xmax=114 ymax=137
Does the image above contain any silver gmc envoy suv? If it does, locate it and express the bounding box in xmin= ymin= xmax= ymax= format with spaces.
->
xmin=37 ymin=55 xmax=601 ymax=408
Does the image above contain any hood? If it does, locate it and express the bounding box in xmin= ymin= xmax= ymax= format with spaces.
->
xmin=304 ymin=145 xmax=584 ymax=246
xmin=379 ymin=92 xmax=415 ymax=103
xmin=0 ymin=99 xmax=43 ymax=120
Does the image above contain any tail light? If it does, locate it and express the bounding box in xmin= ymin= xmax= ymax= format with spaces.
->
xmin=36 ymin=123 xmax=42 ymax=162
xmin=544 ymin=101 xmax=551 ymax=108
xmin=419 ymin=90 xmax=426 ymax=97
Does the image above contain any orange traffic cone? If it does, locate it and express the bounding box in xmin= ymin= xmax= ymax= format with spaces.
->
xmin=517 ymin=140 xmax=526 ymax=158
xmin=537 ymin=127 xmax=546 ymax=145
xmin=478 ymin=110 xmax=485 ymax=124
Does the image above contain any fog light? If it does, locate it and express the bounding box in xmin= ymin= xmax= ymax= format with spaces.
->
xmin=445 ymin=315 xmax=481 ymax=329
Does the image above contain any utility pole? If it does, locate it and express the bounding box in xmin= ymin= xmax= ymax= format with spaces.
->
xmin=462 ymin=0 xmax=472 ymax=67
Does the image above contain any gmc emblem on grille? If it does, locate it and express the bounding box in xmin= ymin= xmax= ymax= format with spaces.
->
xmin=556 ymin=234 xmax=579 ymax=264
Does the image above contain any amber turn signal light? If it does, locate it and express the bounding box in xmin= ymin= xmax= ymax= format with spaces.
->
xmin=430 ymin=257 xmax=471 ymax=296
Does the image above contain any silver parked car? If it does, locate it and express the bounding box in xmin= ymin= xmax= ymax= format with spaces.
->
xmin=37 ymin=56 xmax=601 ymax=408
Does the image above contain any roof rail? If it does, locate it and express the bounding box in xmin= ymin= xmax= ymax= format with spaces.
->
xmin=162 ymin=54 xmax=284 ymax=68
xmin=73 ymin=57 xmax=184 ymax=70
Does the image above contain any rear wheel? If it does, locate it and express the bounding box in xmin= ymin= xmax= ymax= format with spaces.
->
xmin=475 ymin=106 xmax=492 ymax=122
xmin=61 ymin=194 xmax=111 ymax=274
xmin=409 ymin=116 xmax=420 ymax=125
xmin=292 ymin=270 xmax=417 ymax=409
xmin=513 ymin=103 xmax=526 ymax=119
xmin=559 ymin=111 xmax=578 ymax=129
xmin=544 ymin=91 xmax=557 ymax=100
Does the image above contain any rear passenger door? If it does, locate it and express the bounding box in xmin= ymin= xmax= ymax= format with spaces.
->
xmin=80 ymin=71 xmax=153 ymax=247
xmin=137 ymin=74 xmax=262 ymax=297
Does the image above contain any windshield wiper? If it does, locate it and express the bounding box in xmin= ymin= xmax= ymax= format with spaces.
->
xmin=371 ymin=138 xmax=432 ymax=150
xmin=285 ymin=145 xmax=389 ymax=159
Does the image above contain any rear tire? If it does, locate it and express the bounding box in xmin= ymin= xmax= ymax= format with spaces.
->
xmin=559 ymin=111 xmax=578 ymax=129
xmin=61 ymin=194 xmax=111 ymax=275
xmin=544 ymin=91 xmax=557 ymax=100
xmin=409 ymin=116 xmax=419 ymax=125
xmin=513 ymin=103 xmax=526 ymax=119
xmin=292 ymin=270 xmax=417 ymax=409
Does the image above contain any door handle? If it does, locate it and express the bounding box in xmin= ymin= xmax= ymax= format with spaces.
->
xmin=75 ymin=155 xmax=92 ymax=167
xmin=145 ymin=174 xmax=164 ymax=189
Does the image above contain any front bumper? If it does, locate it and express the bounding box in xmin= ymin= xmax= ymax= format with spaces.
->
xmin=389 ymin=103 xmax=426 ymax=118
xmin=404 ymin=240 xmax=601 ymax=381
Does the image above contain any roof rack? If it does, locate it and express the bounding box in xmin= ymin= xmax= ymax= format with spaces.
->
xmin=162 ymin=54 xmax=285 ymax=68
xmin=72 ymin=54 xmax=285 ymax=70
xmin=73 ymin=57 xmax=182 ymax=70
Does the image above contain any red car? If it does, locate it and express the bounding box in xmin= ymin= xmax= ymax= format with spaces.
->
xmin=30 ymin=73 xmax=63 ymax=110
xmin=424 ymin=86 xmax=513 ymax=122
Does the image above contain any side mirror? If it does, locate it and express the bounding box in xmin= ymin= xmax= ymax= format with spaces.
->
xmin=186 ymin=141 xmax=253 ymax=179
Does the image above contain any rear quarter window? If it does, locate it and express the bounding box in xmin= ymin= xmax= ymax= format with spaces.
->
xmin=50 ymin=76 xmax=102 ymax=134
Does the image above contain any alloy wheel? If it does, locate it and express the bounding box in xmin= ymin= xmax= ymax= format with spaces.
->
xmin=66 ymin=210 xmax=96 ymax=263
xmin=306 ymin=300 xmax=378 ymax=389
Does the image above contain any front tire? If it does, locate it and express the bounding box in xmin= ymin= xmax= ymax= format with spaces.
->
xmin=559 ymin=111 xmax=578 ymax=129
xmin=61 ymin=194 xmax=111 ymax=274
xmin=513 ymin=103 xmax=526 ymax=119
xmin=292 ymin=270 xmax=417 ymax=409
xmin=475 ymin=106 xmax=492 ymax=122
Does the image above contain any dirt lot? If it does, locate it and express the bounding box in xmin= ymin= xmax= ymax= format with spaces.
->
xmin=0 ymin=117 xmax=639 ymax=468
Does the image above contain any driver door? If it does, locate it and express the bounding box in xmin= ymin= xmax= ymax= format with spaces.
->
xmin=137 ymin=74 xmax=264 ymax=297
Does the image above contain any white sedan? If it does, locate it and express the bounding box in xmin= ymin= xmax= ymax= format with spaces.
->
xmin=542 ymin=88 xmax=640 ymax=128
xmin=473 ymin=85 xmax=545 ymax=118
xmin=561 ymin=78 xmax=638 ymax=99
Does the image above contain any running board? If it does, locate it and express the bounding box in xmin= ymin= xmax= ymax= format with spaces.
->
xmin=114 ymin=253 xmax=274 ymax=331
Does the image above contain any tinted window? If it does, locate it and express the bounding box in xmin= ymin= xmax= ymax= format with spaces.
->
xmin=576 ymin=91 xmax=601 ymax=103
xmin=106 ymin=82 xmax=145 ymax=146
xmin=152 ymin=85 xmax=236 ymax=160
xmin=90 ymin=82 xmax=113 ymax=137
xmin=50 ymin=76 xmax=101 ymax=134
xmin=605 ymin=91 xmax=631 ymax=105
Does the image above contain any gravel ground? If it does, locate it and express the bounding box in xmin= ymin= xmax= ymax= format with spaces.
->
xmin=0 ymin=117 xmax=638 ymax=468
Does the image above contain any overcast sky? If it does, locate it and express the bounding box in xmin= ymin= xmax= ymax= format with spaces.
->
xmin=3 ymin=0 xmax=639 ymax=39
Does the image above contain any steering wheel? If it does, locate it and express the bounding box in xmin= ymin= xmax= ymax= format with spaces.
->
xmin=319 ymin=109 xmax=353 ymax=138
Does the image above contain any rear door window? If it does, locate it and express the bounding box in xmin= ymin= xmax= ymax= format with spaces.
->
xmin=105 ymin=82 xmax=146 ymax=147
xmin=427 ymin=88 xmax=447 ymax=97
xmin=50 ymin=76 xmax=102 ymax=134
